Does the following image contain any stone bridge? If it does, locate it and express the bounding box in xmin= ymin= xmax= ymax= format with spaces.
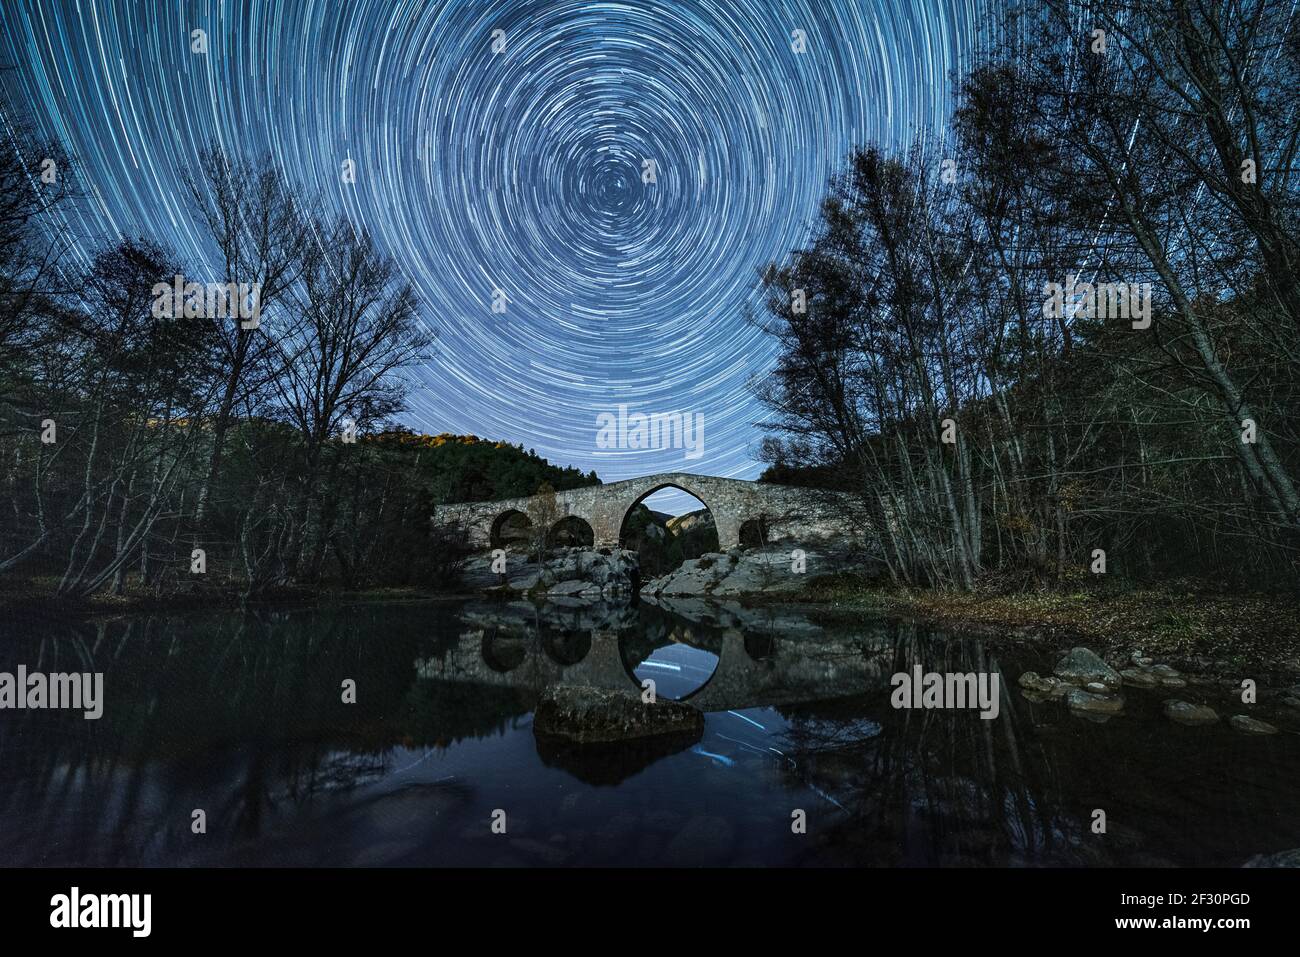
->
xmin=433 ymin=471 xmax=861 ymax=551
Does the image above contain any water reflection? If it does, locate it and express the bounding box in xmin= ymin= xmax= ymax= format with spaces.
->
xmin=631 ymin=643 xmax=719 ymax=700
xmin=0 ymin=600 xmax=1295 ymax=866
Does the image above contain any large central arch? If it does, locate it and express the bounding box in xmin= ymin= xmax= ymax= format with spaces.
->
xmin=617 ymin=481 xmax=714 ymax=545
xmin=618 ymin=482 xmax=721 ymax=577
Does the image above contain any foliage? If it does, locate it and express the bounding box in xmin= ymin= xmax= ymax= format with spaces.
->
xmin=367 ymin=430 xmax=597 ymax=504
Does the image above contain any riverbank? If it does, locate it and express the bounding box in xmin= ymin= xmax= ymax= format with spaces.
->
xmin=771 ymin=573 xmax=1300 ymax=678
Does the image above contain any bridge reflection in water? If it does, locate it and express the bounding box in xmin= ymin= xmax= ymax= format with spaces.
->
xmin=411 ymin=598 xmax=899 ymax=787
xmin=415 ymin=599 xmax=894 ymax=714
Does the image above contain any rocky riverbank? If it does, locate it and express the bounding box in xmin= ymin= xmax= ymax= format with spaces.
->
xmin=1019 ymin=645 xmax=1296 ymax=732
xmin=640 ymin=543 xmax=880 ymax=597
xmin=460 ymin=546 xmax=640 ymax=601
xmin=460 ymin=541 xmax=883 ymax=604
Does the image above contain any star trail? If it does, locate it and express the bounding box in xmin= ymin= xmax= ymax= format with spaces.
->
xmin=1 ymin=0 xmax=996 ymax=487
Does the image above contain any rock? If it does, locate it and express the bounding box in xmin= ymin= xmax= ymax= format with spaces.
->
xmin=464 ymin=546 xmax=641 ymax=597
xmin=1133 ymin=655 xmax=1154 ymax=667
xmin=1053 ymin=647 xmax=1122 ymax=689
xmin=1228 ymin=715 xmax=1278 ymax=735
xmin=1280 ymin=695 xmax=1300 ymax=710
xmin=1085 ymin=681 xmax=1108 ymax=693
xmin=1018 ymin=671 xmax=1068 ymax=697
xmin=1159 ymin=677 xmax=1188 ymax=689
xmin=547 ymin=580 xmax=592 ymax=597
xmin=1067 ymin=688 xmax=1125 ymax=714
xmin=1244 ymin=848 xmax=1300 ymax=867
xmin=658 ymin=558 xmax=725 ymax=597
xmin=1151 ymin=663 xmax=1182 ymax=678
xmin=533 ymin=684 xmax=704 ymax=745
xmin=1120 ymin=668 xmax=1159 ymax=688
xmin=642 ymin=543 xmax=877 ymax=597
xmin=1019 ymin=671 xmax=1050 ymax=691
xmin=1163 ymin=700 xmax=1219 ymax=726
xmin=539 ymin=548 xmax=639 ymax=598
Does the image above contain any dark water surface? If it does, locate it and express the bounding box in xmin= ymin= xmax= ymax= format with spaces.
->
xmin=1 ymin=598 xmax=1297 ymax=867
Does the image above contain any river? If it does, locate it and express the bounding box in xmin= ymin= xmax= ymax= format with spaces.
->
xmin=1 ymin=597 xmax=1296 ymax=866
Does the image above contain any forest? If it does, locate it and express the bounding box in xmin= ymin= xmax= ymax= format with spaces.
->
xmin=755 ymin=0 xmax=1299 ymax=593
xmin=0 ymin=145 xmax=595 ymax=602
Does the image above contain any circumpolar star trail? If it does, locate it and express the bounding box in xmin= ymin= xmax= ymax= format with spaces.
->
xmin=2 ymin=0 xmax=998 ymax=486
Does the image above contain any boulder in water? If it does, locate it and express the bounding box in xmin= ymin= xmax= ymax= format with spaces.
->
xmin=1228 ymin=715 xmax=1278 ymax=735
xmin=533 ymin=684 xmax=704 ymax=745
xmin=1163 ymin=699 xmax=1219 ymax=726
xmin=1053 ymin=647 xmax=1121 ymax=689
xmin=1120 ymin=668 xmax=1159 ymax=688
xmin=1067 ymin=688 xmax=1124 ymax=714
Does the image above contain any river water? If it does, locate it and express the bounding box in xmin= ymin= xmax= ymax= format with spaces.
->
xmin=1 ymin=598 xmax=1296 ymax=867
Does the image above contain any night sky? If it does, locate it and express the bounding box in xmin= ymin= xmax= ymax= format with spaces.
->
xmin=2 ymin=0 xmax=996 ymax=499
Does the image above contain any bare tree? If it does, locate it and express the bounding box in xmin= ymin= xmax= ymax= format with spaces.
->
xmin=526 ymin=482 xmax=560 ymax=564
xmin=755 ymin=0 xmax=1300 ymax=588
xmin=182 ymin=147 xmax=312 ymax=518
xmin=267 ymin=217 xmax=434 ymax=582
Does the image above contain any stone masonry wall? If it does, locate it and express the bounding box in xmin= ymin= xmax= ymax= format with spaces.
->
xmin=432 ymin=472 xmax=865 ymax=550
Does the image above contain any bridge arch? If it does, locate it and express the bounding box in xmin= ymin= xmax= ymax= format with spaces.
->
xmin=542 ymin=629 xmax=592 ymax=666
xmin=550 ymin=515 xmax=594 ymax=547
xmin=620 ymin=634 xmax=723 ymax=702
xmin=617 ymin=481 xmax=715 ymax=548
xmin=489 ymin=509 xmax=532 ymax=549
xmin=739 ymin=516 xmax=770 ymax=548
xmin=480 ymin=628 xmax=528 ymax=673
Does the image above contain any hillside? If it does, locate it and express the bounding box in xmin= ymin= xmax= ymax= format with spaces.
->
xmin=369 ymin=430 xmax=600 ymax=504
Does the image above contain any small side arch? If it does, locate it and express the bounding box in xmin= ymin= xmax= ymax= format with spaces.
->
xmin=550 ymin=515 xmax=595 ymax=547
xmin=739 ymin=516 xmax=770 ymax=549
xmin=480 ymin=628 xmax=528 ymax=673
xmin=490 ymin=509 xmax=532 ymax=549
